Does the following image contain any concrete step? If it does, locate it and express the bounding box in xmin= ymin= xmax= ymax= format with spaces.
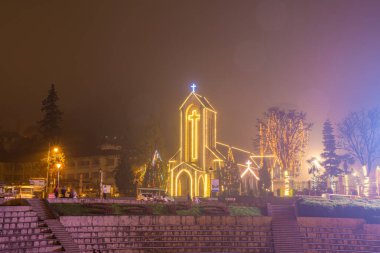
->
xmin=45 ymin=219 xmax=80 ymax=253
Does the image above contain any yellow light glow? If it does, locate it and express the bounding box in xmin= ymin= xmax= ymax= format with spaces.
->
xmin=204 ymin=174 xmax=208 ymax=197
xmin=215 ymin=113 xmax=217 ymax=148
xmin=284 ymin=170 xmax=290 ymax=196
xmin=363 ymin=165 xmax=367 ymax=177
xmin=363 ymin=176 xmax=370 ymax=197
xmin=198 ymin=175 xmax=204 ymax=197
xmin=53 ymin=147 xmax=59 ymax=153
xmin=179 ymin=92 xmax=216 ymax=113
xmin=170 ymin=169 xmax=174 ymax=196
xmin=188 ymin=109 xmax=200 ymax=161
xmin=175 ymin=169 xmax=193 ymax=198
xmin=180 ymin=110 xmax=183 ymax=161
xmin=195 ymin=171 xmax=197 ymax=196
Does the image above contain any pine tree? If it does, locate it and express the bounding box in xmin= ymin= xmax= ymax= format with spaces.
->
xmin=115 ymin=155 xmax=137 ymax=196
xmin=321 ymin=120 xmax=341 ymax=190
xmin=38 ymin=84 xmax=63 ymax=141
xmin=219 ymin=148 xmax=241 ymax=196
xmin=258 ymin=159 xmax=271 ymax=196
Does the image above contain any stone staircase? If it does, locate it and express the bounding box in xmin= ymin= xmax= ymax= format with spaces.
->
xmin=268 ymin=204 xmax=304 ymax=253
xmin=0 ymin=205 xmax=63 ymax=252
xmin=28 ymin=199 xmax=81 ymax=253
xmin=45 ymin=220 xmax=81 ymax=253
xmin=28 ymin=199 xmax=56 ymax=220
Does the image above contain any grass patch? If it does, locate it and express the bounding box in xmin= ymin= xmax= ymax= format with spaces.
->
xmin=228 ymin=206 xmax=262 ymax=216
xmin=176 ymin=206 xmax=201 ymax=216
xmin=50 ymin=203 xmax=100 ymax=216
xmin=49 ymin=203 xmax=264 ymax=217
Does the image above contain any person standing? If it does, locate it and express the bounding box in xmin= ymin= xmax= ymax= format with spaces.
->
xmin=54 ymin=186 xmax=59 ymax=198
xmin=61 ymin=186 xmax=67 ymax=198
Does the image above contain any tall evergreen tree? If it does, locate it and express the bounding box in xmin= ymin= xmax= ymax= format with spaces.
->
xmin=38 ymin=84 xmax=63 ymax=141
xmin=321 ymin=120 xmax=341 ymax=190
xmin=115 ymin=155 xmax=138 ymax=196
xmin=219 ymin=148 xmax=241 ymax=196
xmin=258 ymin=159 xmax=272 ymax=196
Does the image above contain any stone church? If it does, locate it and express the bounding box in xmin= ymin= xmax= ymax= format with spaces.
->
xmin=168 ymin=85 xmax=275 ymax=198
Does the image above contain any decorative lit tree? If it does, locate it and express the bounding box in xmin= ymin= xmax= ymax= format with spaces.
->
xmin=338 ymin=108 xmax=380 ymax=196
xmin=257 ymin=107 xmax=312 ymax=177
xmin=219 ymin=148 xmax=241 ymax=196
xmin=320 ymin=120 xmax=342 ymax=192
xmin=38 ymin=84 xmax=63 ymax=142
xmin=143 ymin=149 xmax=167 ymax=189
xmin=307 ymin=157 xmax=326 ymax=195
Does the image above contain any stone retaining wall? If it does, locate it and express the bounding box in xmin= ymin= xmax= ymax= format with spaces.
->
xmin=297 ymin=217 xmax=366 ymax=229
xmin=48 ymin=198 xmax=142 ymax=205
xmin=0 ymin=206 xmax=32 ymax=212
xmin=363 ymin=224 xmax=380 ymax=233
xmin=60 ymin=215 xmax=272 ymax=227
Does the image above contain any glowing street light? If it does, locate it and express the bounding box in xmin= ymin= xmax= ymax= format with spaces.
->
xmin=56 ymin=163 xmax=62 ymax=188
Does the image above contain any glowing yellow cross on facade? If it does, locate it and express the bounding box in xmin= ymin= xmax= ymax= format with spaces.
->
xmin=188 ymin=109 xmax=200 ymax=160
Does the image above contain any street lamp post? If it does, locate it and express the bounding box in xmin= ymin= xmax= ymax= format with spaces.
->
xmin=45 ymin=143 xmax=51 ymax=198
xmin=56 ymin=163 xmax=62 ymax=188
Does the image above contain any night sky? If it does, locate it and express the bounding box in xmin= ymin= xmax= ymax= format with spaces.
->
xmin=2 ymin=0 xmax=380 ymax=162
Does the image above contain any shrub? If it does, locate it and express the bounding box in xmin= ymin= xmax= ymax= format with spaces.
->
xmin=296 ymin=197 xmax=380 ymax=220
xmin=366 ymin=216 xmax=380 ymax=224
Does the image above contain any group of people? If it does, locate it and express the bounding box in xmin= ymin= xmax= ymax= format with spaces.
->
xmin=53 ymin=185 xmax=77 ymax=198
xmin=187 ymin=193 xmax=200 ymax=204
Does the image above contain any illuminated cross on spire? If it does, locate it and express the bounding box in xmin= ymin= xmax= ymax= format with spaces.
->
xmin=191 ymin=83 xmax=197 ymax=93
xmin=241 ymin=160 xmax=259 ymax=180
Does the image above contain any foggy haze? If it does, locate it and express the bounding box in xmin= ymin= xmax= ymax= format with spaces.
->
xmin=1 ymin=0 xmax=380 ymax=160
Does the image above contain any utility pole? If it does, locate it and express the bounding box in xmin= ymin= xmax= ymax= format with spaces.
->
xmin=99 ymin=168 xmax=103 ymax=199
xmin=45 ymin=143 xmax=51 ymax=198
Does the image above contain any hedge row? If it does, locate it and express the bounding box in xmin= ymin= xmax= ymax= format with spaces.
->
xmin=296 ymin=197 xmax=380 ymax=223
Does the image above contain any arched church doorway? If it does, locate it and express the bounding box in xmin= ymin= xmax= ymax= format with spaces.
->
xmin=198 ymin=176 xmax=204 ymax=197
xmin=242 ymin=176 xmax=258 ymax=196
xmin=177 ymin=170 xmax=191 ymax=197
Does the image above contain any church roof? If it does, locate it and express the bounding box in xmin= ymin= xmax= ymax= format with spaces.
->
xmin=179 ymin=92 xmax=216 ymax=112
xmin=216 ymin=142 xmax=260 ymax=169
xmin=170 ymin=161 xmax=204 ymax=172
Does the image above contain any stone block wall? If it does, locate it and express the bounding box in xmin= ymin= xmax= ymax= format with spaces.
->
xmin=60 ymin=215 xmax=272 ymax=227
